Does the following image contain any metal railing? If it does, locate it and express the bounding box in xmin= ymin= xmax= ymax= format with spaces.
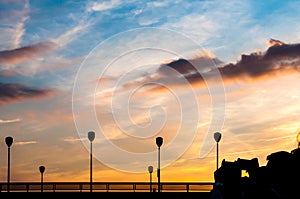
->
xmin=0 ymin=182 xmax=214 ymax=192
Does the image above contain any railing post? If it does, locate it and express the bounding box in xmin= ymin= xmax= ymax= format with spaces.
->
xmin=186 ymin=184 xmax=189 ymax=192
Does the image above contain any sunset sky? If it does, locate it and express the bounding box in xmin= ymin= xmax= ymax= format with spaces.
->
xmin=0 ymin=0 xmax=300 ymax=183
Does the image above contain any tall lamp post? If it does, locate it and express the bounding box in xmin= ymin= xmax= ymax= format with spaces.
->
xmin=156 ymin=136 xmax=163 ymax=192
xmin=5 ymin=136 xmax=13 ymax=192
xmin=214 ymin=132 xmax=222 ymax=170
xmin=39 ymin=166 xmax=45 ymax=192
xmin=148 ymin=166 xmax=153 ymax=192
xmin=88 ymin=131 xmax=95 ymax=192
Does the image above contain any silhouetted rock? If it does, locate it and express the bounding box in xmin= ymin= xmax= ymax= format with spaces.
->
xmin=211 ymin=148 xmax=300 ymax=199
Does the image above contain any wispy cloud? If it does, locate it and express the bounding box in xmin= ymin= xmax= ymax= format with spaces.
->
xmin=0 ymin=41 xmax=58 ymax=65
xmin=0 ymin=0 xmax=30 ymax=49
xmin=146 ymin=1 xmax=170 ymax=8
xmin=54 ymin=22 xmax=91 ymax=48
xmin=63 ymin=137 xmax=82 ymax=143
xmin=12 ymin=0 xmax=30 ymax=48
xmin=15 ymin=140 xmax=38 ymax=145
xmin=0 ymin=118 xmax=22 ymax=123
xmin=87 ymin=0 xmax=122 ymax=12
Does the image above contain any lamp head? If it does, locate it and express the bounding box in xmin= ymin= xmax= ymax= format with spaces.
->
xmin=5 ymin=136 xmax=13 ymax=147
xmin=39 ymin=166 xmax=45 ymax=174
xmin=148 ymin=166 xmax=153 ymax=173
xmin=214 ymin=132 xmax=222 ymax=143
xmin=88 ymin=131 xmax=95 ymax=142
xmin=156 ymin=137 xmax=163 ymax=147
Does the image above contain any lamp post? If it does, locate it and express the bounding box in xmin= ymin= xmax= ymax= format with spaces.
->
xmin=156 ymin=136 xmax=163 ymax=192
xmin=39 ymin=166 xmax=45 ymax=192
xmin=5 ymin=136 xmax=13 ymax=192
xmin=88 ymin=131 xmax=95 ymax=192
xmin=148 ymin=166 xmax=153 ymax=192
xmin=214 ymin=132 xmax=222 ymax=170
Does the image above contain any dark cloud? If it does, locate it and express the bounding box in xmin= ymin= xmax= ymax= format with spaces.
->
xmin=159 ymin=58 xmax=202 ymax=75
xmin=157 ymin=39 xmax=300 ymax=85
xmin=0 ymin=41 xmax=58 ymax=64
xmin=219 ymin=39 xmax=300 ymax=80
xmin=149 ymin=55 xmax=223 ymax=86
xmin=0 ymin=41 xmax=59 ymax=106
xmin=159 ymin=55 xmax=222 ymax=76
xmin=122 ymin=39 xmax=300 ymax=93
xmin=120 ymin=54 xmax=223 ymax=93
xmin=0 ymin=83 xmax=56 ymax=106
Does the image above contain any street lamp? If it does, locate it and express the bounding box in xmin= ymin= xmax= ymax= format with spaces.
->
xmin=148 ymin=166 xmax=153 ymax=192
xmin=156 ymin=136 xmax=163 ymax=192
xmin=39 ymin=166 xmax=45 ymax=192
xmin=5 ymin=136 xmax=13 ymax=192
xmin=88 ymin=131 xmax=95 ymax=192
xmin=214 ymin=132 xmax=222 ymax=170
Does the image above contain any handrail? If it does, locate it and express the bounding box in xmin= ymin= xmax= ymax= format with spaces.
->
xmin=0 ymin=181 xmax=214 ymax=192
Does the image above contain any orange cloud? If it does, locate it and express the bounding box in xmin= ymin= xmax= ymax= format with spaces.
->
xmin=97 ymin=77 xmax=111 ymax=83
xmin=0 ymin=41 xmax=58 ymax=64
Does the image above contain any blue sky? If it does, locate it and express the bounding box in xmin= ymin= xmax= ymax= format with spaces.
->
xmin=0 ymin=0 xmax=300 ymax=182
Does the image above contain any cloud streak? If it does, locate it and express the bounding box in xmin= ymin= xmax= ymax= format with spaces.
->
xmin=0 ymin=83 xmax=56 ymax=106
xmin=87 ymin=0 xmax=121 ymax=12
xmin=0 ymin=41 xmax=58 ymax=65
xmin=15 ymin=141 xmax=38 ymax=145
xmin=0 ymin=118 xmax=22 ymax=124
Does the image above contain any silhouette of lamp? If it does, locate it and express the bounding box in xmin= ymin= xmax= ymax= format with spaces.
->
xmin=39 ymin=166 xmax=45 ymax=192
xmin=148 ymin=166 xmax=153 ymax=192
xmin=5 ymin=136 xmax=13 ymax=192
xmin=156 ymin=137 xmax=163 ymax=192
xmin=214 ymin=132 xmax=222 ymax=170
xmin=88 ymin=131 xmax=95 ymax=192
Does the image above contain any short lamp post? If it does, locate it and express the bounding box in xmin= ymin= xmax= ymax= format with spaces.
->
xmin=148 ymin=166 xmax=153 ymax=192
xmin=39 ymin=166 xmax=45 ymax=192
xmin=156 ymin=137 xmax=163 ymax=192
